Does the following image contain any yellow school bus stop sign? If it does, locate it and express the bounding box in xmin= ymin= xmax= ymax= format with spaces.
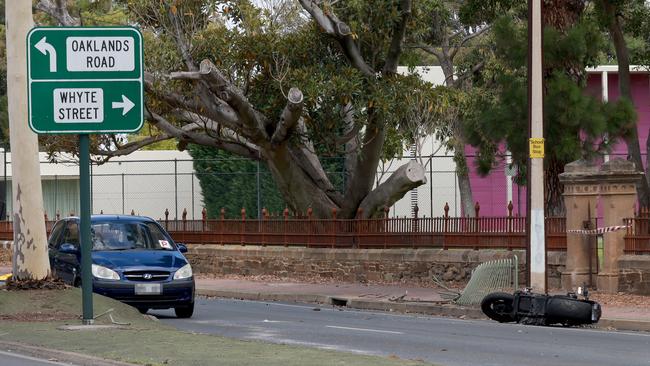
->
xmin=529 ymin=138 xmax=544 ymax=159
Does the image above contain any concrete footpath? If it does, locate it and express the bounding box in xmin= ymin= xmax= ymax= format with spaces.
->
xmin=195 ymin=277 xmax=650 ymax=332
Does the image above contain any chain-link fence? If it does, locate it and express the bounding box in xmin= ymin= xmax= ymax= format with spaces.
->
xmin=0 ymin=151 xmax=526 ymax=220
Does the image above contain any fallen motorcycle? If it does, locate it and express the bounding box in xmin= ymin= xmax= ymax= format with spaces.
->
xmin=481 ymin=286 xmax=601 ymax=326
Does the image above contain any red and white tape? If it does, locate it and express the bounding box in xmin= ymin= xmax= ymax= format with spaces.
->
xmin=566 ymin=225 xmax=630 ymax=235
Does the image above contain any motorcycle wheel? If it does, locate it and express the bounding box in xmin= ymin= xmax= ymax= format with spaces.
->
xmin=545 ymin=297 xmax=594 ymax=325
xmin=481 ymin=292 xmax=515 ymax=323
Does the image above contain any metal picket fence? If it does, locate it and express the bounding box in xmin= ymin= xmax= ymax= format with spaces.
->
xmin=454 ymin=256 xmax=519 ymax=306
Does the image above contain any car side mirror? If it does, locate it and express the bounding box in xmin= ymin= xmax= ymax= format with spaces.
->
xmin=59 ymin=243 xmax=79 ymax=254
xmin=177 ymin=243 xmax=188 ymax=253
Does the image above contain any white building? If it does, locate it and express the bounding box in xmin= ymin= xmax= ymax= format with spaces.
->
xmin=1 ymin=150 xmax=202 ymax=221
xmin=385 ymin=66 xmax=460 ymax=218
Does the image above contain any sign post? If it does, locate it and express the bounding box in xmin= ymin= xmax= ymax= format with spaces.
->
xmin=27 ymin=27 xmax=144 ymax=324
xmin=527 ymin=0 xmax=546 ymax=293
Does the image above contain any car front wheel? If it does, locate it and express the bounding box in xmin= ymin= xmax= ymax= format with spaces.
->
xmin=174 ymin=302 xmax=194 ymax=318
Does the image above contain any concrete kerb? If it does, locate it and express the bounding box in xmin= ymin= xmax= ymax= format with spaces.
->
xmin=196 ymin=288 xmax=486 ymax=319
xmin=597 ymin=318 xmax=650 ymax=332
xmin=196 ymin=289 xmax=650 ymax=332
xmin=0 ymin=340 xmax=137 ymax=366
xmin=199 ymin=289 xmax=332 ymax=305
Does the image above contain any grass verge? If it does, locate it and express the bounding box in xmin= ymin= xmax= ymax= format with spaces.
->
xmin=0 ymin=288 xmax=432 ymax=366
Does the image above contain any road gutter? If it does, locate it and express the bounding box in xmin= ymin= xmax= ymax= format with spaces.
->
xmin=0 ymin=341 xmax=137 ymax=366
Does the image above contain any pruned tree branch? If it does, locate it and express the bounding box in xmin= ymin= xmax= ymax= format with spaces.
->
xmin=168 ymin=71 xmax=203 ymax=80
xmin=358 ymin=160 xmax=426 ymax=218
xmin=298 ymin=0 xmax=336 ymax=34
xmin=298 ymin=0 xmax=375 ymax=77
xmin=383 ymin=0 xmax=412 ymax=74
xmin=145 ymin=108 xmax=260 ymax=160
xmin=340 ymin=37 xmax=376 ymax=77
xmin=168 ymin=60 xmax=269 ymax=142
xmin=173 ymin=110 xmax=260 ymax=154
xmin=272 ymin=87 xmax=304 ymax=143
xmin=94 ymin=134 xmax=172 ymax=157
xmin=35 ymin=0 xmax=80 ymax=26
xmin=168 ymin=8 xmax=197 ymax=71
xmin=202 ymin=60 xmax=269 ymax=141
xmin=146 ymin=73 xmax=246 ymax=136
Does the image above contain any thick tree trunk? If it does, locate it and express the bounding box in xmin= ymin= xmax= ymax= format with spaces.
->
xmin=340 ymin=121 xmax=387 ymax=218
xmin=544 ymin=156 xmax=565 ymax=216
xmin=457 ymin=171 xmax=474 ymax=217
xmin=6 ymin=0 xmax=50 ymax=280
xmin=265 ymin=142 xmax=428 ymax=219
xmin=453 ymin=143 xmax=475 ymax=217
xmin=265 ymin=145 xmax=338 ymax=218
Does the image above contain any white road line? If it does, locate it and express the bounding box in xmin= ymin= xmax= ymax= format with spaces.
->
xmin=326 ymin=325 xmax=404 ymax=334
xmin=213 ymin=299 xmax=650 ymax=339
xmin=0 ymin=350 xmax=73 ymax=365
xmin=248 ymin=335 xmax=374 ymax=356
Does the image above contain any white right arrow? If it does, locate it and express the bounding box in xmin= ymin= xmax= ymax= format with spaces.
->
xmin=35 ymin=36 xmax=57 ymax=72
xmin=112 ymin=95 xmax=135 ymax=116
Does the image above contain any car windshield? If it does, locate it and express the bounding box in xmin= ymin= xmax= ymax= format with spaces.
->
xmin=91 ymin=221 xmax=174 ymax=251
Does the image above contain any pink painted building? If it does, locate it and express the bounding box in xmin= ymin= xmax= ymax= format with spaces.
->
xmin=466 ymin=66 xmax=650 ymax=216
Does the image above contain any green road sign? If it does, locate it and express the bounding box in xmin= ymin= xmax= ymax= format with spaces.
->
xmin=27 ymin=27 xmax=144 ymax=134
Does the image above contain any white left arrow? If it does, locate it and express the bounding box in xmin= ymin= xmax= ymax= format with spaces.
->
xmin=112 ymin=95 xmax=135 ymax=116
xmin=35 ymin=36 xmax=57 ymax=72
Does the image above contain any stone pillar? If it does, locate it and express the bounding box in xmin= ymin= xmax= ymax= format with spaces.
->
xmin=596 ymin=159 xmax=642 ymax=293
xmin=559 ymin=160 xmax=600 ymax=290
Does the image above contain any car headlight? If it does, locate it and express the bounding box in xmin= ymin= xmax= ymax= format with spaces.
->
xmin=91 ymin=264 xmax=120 ymax=280
xmin=174 ymin=264 xmax=193 ymax=280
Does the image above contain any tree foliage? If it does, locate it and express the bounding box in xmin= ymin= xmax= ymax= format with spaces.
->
xmin=405 ymin=0 xmax=494 ymax=216
xmin=593 ymin=0 xmax=650 ymax=207
xmin=459 ymin=1 xmax=636 ymax=214
xmin=36 ymin=0 xmax=452 ymax=218
xmin=189 ymin=144 xmax=285 ymax=218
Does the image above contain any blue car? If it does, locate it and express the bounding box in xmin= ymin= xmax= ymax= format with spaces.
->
xmin=48 ymin=215 xmax=195 ymax=318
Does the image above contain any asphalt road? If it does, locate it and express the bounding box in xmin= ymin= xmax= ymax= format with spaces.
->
xmin=152 ymin=298 xmax=650 ymax=366
xmin=0 ymin=350 xmax=76 ymax=366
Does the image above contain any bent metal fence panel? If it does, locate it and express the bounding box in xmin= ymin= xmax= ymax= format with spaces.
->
xmin=454 ymin=256 xmax=519 ymax=306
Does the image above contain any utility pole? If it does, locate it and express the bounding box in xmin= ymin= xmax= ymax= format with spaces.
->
xmin=6 ymin=0 xmax=50 ymax=280
xmin=527 ymin=0 xmax=546 ymax=292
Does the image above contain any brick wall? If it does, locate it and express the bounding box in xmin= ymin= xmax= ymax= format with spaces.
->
xmin=618 ymin=255 xmax=650 ymax=295
xmin=186 ymin=245 xmax=567 ymax=287
xmin=0 ymin=247 xmax=11 ymax=265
